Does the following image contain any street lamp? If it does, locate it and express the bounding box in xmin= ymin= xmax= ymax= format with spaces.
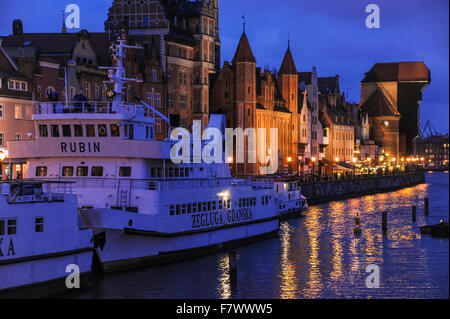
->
xmin=0 ymin=151 xmax=5 ymax=162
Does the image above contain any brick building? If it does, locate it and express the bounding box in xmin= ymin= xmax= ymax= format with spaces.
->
xmin=105 ymin=0 xmax=221 ymax=130
xmin=210 ymin=32 xmax=301 ymax=176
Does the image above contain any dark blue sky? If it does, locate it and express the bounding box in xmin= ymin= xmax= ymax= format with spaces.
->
xmin=0 ymin=0 xmax=448 ymax=133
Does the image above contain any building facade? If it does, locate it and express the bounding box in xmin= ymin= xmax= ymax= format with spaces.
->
xmin=360 ymin=62 xmax=431 ymax=158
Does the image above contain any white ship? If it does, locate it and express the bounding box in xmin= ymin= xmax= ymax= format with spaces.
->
xmin=7 ymin=35 xmax=279 ymax=272
xmin=0 ymin=181 xmax=93 ymax=293
xmin=275 ymin=180 xmax=308 ymax=220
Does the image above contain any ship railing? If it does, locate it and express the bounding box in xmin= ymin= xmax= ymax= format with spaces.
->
xmin=1 ymin=180 xmax=73 ymax=204
xmin=34 ymin=177 xmax=274 ymax=191
xmin=33 ymin=101 xmax=156 ymax=119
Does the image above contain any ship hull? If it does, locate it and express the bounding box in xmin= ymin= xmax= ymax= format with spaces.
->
xmin=0 ymin=249 xmax=93 ymax=295
xmin=92 ymin=218 xmax=279 ymax=272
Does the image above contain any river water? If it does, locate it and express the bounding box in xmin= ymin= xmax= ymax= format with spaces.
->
xmin=59 ymin=172 xmax=449 ymax=299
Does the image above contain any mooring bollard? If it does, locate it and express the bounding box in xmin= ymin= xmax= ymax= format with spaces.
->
xmin=354 ymin=213 xmax=362 ymax=235
xmin=412 ymin=205 xmax=417 ymax=222
xmin=424 ymin=198 xmax=429 ymax=216
xmin=229 ymin=250 xmax=237 ymax=284
xmin=382 ymin=211 xmax=388 ymax=233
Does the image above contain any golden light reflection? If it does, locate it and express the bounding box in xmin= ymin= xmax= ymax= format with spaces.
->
xmin=279 ymin=223 xmax=299 ymax=299
xmin=217 ymin=255 xmax=231 ymax=299
xmin=302 ymin=207 xmax=323 ymax=298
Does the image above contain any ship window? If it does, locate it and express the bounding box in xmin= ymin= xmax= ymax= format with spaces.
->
xmin=176 ymin=205 xmax=181 ymax=215
xmin=36 ymin=166 xmax=47 ymax=177
xmin=168 ymin=167 xmax=174 ymax=177
xmin=185 ymin=168 xmax=190 ymax=177
xmin=62 ymin=166 xmax=74 ymax=177
xmin=86 ymin=125 xmax=95 ymax=137
xmin=212 ymin=201 xmax=216 ymax=211
xmin=119 ymin=167 xmax=132 ymax=177
xmin=218 ymin=201 xmax=223 ymax=210
xmin=51 ymin=125 xmax=60 ymax=137
xmin=39 ymin=125 xmax=48 ymax=137
xmin=197 ymin=202 xmax=203 ymax=213
xmin=170 ymin=205 xmax=175 ymax=216
xmin=91 ymin=166 xmax=103 ymax=177
xmin=98 ymin=124 xmax=108 ymax=137
xmin=77 ymin=166 xmax=88 ymax=177
xmin=192 ymin=203 xmax=197 ymax=213
xmin=208 ymin=201 xmax=212 ymax=211
xmin=110 ymin=124 xmax=120 ymax=137
xmin=62 ymin=125 xmax=71 ymax=137
xmin=35 ymin=217 xmax=44 ymax=233
xmin=0 ymin=220 xmax=4 ymax=235
xmin=187 ymin=203 xmax=192 ymax=214
xmin=74 ymin=125 xmax=83 ymax=137
xmin=181 ymin=204 xmax=187 ymax=214
xmin=227 ymin=199 xmax=231 ymax=209
xmin=179 ymin=168 xmax=185 ymax=177
xmin=7 ymin=219 xmax=16 ymax=235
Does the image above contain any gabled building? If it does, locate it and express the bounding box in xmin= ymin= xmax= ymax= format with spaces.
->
xmin=0 ymin=39 xmax=35 ymax=179
xmin=318 ymin=75 xmax=355 ymax=174
xmin=299 ymin=67 xmax=325 ymax=175
xmin=210 ymin=32 xmax=299 ymax=176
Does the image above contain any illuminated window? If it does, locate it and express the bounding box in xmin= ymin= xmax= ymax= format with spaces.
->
xmin=0 ymin=105 xmax=4 ymax=119
xmin=15 ymin=105 xmax=22 ymax=119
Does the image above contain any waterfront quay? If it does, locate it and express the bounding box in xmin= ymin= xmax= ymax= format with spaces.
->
xmin=52 ymin=172 xmax=448 ymax=299
xmin=298 ymin=171 xmax=425 ymax=205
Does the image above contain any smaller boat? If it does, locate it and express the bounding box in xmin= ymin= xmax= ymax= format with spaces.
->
xmin=274 ymin=180 xmax=308 ymax=220
xmin=0 ymin=181 xmax=93 ymax=295
xmin=420 ymin=221 xmax=449 ymax=238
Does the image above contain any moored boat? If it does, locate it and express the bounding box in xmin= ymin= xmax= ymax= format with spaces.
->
xmin=275 ymin=180 xmax=308 ymax=220
xmin=0 ymin=181 xmax=93 ymax=294
xmin=6 ymin=34 xmax=280 ymax=272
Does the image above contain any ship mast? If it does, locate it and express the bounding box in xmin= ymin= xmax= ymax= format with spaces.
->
xmin=99 ymin=29 xmax=143 ymax=113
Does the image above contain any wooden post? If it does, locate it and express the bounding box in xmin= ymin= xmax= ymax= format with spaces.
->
xmin=229 ymin=250 xmax=237 ymax=284
xmin=382 ymin=211 xmax=387 ymax=234
xmin=424 ymin=198 xmax=429 ymax=216
xmin=412 ymin=205 xmax=417 ymax=222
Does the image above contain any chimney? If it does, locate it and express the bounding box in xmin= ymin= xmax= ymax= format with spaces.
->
xmin=13 ymin=19 xmax=23 ymax=36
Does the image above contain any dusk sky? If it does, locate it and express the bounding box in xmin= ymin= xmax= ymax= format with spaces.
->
xmin=0 ymin=0 xmax=448 ymax=133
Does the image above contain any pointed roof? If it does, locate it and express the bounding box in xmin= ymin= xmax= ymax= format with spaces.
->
xmin=360 ymin=88 xmax=400 ymax=117
xmin=279 ymin=46 xmax=297 ymax=75
xmin=232 ymin=32 xmax=256 ymax=64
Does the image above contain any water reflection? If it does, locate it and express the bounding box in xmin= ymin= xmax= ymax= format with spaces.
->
xmin=217 ymin=255 xmax=231 ymax=299
xmin=279 ymin=223 xmax=298 ymax=299
xmin=56 ymin=173 xmax=448 ymax=299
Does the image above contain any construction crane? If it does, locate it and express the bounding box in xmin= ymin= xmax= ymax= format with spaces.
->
xmin=420 ymin=120 xmax=441 ymax=139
